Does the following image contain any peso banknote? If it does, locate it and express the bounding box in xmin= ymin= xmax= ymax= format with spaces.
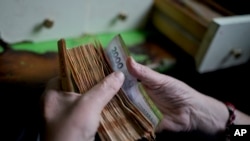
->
xmin=104 ymin=34 xmax=163 ymax=128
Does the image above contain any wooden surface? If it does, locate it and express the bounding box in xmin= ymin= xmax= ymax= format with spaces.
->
xmin=0 ymin=50 xmax=58 ymax=85
xmin=0 ymin=38 xmax=175 ymax=87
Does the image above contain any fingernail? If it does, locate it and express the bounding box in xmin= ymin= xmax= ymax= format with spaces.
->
xmin=114 ymin=71 xmax=125 ymax=82
xmin=130 ymin=56 xmax=136 ymax=64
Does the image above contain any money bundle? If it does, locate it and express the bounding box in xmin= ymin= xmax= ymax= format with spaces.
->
xmin=57 ymin=35 xmax=162 ymax=141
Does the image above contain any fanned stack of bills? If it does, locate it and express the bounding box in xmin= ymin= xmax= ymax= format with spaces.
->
xmin=57 ymin=34 xmax=163 ymax=141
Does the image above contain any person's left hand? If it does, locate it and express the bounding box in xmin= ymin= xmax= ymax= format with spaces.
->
xmin=41 ymin=71 xmax=124 ymax=141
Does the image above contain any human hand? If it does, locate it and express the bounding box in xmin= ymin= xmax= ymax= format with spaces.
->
xmin=126 ymin=57 xmax=229 ymax=134
xmin=41 ymin=71 xmax=124 ymax=141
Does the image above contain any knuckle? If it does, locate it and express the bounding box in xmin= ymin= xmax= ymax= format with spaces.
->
xmin=99 ymin=78 xmax=109 ymax=90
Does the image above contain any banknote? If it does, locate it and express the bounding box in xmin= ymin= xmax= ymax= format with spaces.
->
xmin=104 ymin=34 xmax=163 ymax=128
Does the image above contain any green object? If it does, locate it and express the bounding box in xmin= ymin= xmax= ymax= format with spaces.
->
xmin=130 ymin=53 xmax=148 ymax=63
xmin=138 ymin=83 xmax=163 ymax=124
xmin=0 ymin=29 xmax=175 ymax=73
xmin=7 ymin=29 xmax=148 ymax=54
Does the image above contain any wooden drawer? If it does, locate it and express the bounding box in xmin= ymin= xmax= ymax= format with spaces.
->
xmin=0 ymin=0 xmax=153 ymax=43
xmin=195 ymin=15 xmax=250 ymax=73
xmin=152 ymin=0 xmax=250 ymax=73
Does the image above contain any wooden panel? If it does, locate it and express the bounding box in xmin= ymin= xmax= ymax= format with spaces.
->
xmin=152 ymin=9 xmax=200 ymax=57
xmin=154 ymin=0 xmax=208 ymax=41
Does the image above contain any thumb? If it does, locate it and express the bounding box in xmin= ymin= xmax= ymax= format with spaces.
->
xmin=126 ymin=56 xmax=167 ymax=88
xmin=79 ymin=71 xmax=125 ymax=113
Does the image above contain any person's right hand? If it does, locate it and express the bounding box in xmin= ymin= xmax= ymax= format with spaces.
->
xmin=41 ymin=71 xmax=125 ymax=141
xmin=126 ymin=57 xmax=230 ymax=135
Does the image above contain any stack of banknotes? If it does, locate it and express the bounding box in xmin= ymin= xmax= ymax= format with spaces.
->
xmin=57 ymin=34 xmax=163 ymax=141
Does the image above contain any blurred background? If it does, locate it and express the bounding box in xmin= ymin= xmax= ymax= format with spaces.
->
xmin=0 ymin=0 xmax=249 ymax=140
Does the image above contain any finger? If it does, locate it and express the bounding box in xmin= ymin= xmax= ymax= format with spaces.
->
xmin=42 ymin=76 xmax=77 ymax=107
xmin=41 ymin=76 xmax=61 ymax=103
xmin=44 ymin=76 xmax=82 ymax=96
xmin=126 ymin=56 xmax=167 ymax=88
xmin=79 ymin=71 xmax=125 ymax=113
